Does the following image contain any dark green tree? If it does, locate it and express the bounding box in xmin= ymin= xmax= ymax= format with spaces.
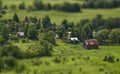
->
xmin=109 ymin=28 xmax=120 ymax=44
xmin=18 ymin=2 xmax=26 ymax=10
xmin=13 ymin=13 xmax=20 ymax=23
xmin=0 ymin=35 xmax=4 ymax=45
xmin=42 ymin=15 xmax=51 ymax=30
xmin=81 ymin=23 xmax=93 ymax=40
xmin=33 ymin=0 xmax=44 ymax=10
xmin=97 ymin=29 xmax=109 ymax=45
xmin=0 ymin=26 xmax=9 ymax=41
xmin=27 ymin=26 xmax=38 ymax=40
xmin=42 ymin=31 xmax=56 ymax=45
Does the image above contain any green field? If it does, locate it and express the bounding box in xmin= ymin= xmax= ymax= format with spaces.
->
xmin=2 ymin=8 xmax=120 ymax=24
xmin=1 ymin=39 xmax=120 ymax=74
xmin=2 ymin=0 xmax=120 ymax=24
xmin=3 ymin=0 xmax=83 ymax=6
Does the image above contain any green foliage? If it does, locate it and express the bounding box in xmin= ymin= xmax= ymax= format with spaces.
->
xmin=81 ymin=23 xmax=93 ymax=39
xmin=0 ymin=35 xmax=4 ymax=45
xmin=27 ymin=40 xmax=52 ymax=57
xmin=27 ymin=26 xmax=38 ymax=40
xmin=42 ymin=15 xmax=52 ymax=30
xmin=1 ymin=45 xmax=22 ymax=59
xmin=83 ymin=0 xmax=120 ymax=8
xmin=3 ymin=56 xmax=17 ymax=69
xmin=13 ymin=13 xmax=20 ymax=23
xmin=0 ymin=26 xmax=9 ymax=41
xmin=9 ymin=4 xmax=17 ymax=10
xmin=15 ymin=63 xmax=27 ymax=73
xmin=33 ymin=0 xmax=44 ymax=10
xmin=42 ymin=31 xmax=56 ymax=45
xmin=109 ymin=28 xmax=120 ymax=44
xmin=18 ymin=2 xmax=26 ymax=10
xmin=97 ymin=29 xmax=109 ymax=45
xmin=103 ymin=55 xmax=115 ymax=63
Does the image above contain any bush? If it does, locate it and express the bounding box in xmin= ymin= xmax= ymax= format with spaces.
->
xmin=53 ymin=57 xmax=61 ymax=63
xmin=18 ymin=2 xmax=26 ymax=10
xmin=103 ymin=55 xmax=115 ymax=63
xmin=16 ymin=63 xmax=27 ymax=73
xmin=1 ymin=45 xmax=23 ymax=59
xmin=3 ymin=56 xmax=17 ymax=70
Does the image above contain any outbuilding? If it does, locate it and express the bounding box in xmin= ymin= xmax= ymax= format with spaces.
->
xmin=83 ymin=39 xmax=99 ymax=49
xmin=17 ymin=32 xmax=25 ymax=38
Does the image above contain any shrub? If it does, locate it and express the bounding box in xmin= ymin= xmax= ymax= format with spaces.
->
xmin=3 ymin=56 xmax=17 ymax=70
xmin=1 ymin=45 xmax=23 ymax=59
xmin=16 ymin=63 xmax=27 ymax=73
xmin=71 ymin=57 xmax=75 ymax=61
xmin=53 ymin=57 xmax=61 ymax=63
xmin=99 ymin=68 xmax=104 ymax=72
xmin=103 ymin=55 xmax=115 ymax=63
xmin=19 ymin=2 xmax=26 ymax=10
xmin=45 ymin=61 xmax=50 ymax=66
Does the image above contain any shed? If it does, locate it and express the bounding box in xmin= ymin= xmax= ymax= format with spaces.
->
xmin=83 ymin=39 xmax=99 ymax=49
xmin=17 ymin=32 xmax=25 ymax=38
xmin=69 ymin=37 xmax=79 ymax=44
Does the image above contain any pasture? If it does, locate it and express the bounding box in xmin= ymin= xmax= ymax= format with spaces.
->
xmin=2 ymin=0 xmax=120 ymax=24
xmin=2 ymin=8 xmax=120 ymax=24
xmin=1 ymin=39 xmax=120 ymax=74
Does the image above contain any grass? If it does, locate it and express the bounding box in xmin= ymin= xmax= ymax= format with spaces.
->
xmin=2 ymin=0 xmax=120 ymax=24
xmin=1 ymin=39 xmax=120 ymax=74
xmin=3 ymin=0 xmax=83 ymax=6
xmin=2 ymin=8 xmax=120 ymax=24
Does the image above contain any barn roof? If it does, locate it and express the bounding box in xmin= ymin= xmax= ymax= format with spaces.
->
xmin=70 ymin=37 xmax=79 ymax=41
xmin=17 ymin=32 xmax=25 ymax=36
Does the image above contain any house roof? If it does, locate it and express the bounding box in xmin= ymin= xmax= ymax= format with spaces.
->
xmin=70 ymin=37 xmax=79 ymax=41
xmin=17 ymin=32 xmax=25 ymax=36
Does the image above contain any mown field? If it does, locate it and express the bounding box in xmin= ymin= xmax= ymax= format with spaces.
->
xmin=2 ymin=0 xmax=120 ymax=24
xmin=1 ymin=39 xmax=120 ymax=74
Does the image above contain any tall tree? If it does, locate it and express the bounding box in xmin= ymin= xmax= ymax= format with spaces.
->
xmin=33 ymin=0 xmax=44 ymax=10
xmin=42 ymin=15 xmax=51 ymax=30
xmin=27 ymin=26 xmax=38 ymax=40
xmin=97 ymin=29 xmax=109 ymax=45
xmin=13 ymin=13 xmax=20 ymax=23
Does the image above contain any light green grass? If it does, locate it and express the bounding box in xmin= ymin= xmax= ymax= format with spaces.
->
xmin=2 ymin=8 xmax=120 ymax=24
xmin=3 ymin=0 xmax=83 ymax=6
xmin=2 ymin=0 xmax=120 ymax=24
xmin=1 ymin=39 xmax=120 ymax=74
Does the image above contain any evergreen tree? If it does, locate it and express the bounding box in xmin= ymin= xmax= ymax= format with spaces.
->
xmin=13 ymin=13 xmax=20 ymax=23
xmin=42 ymin=15 xmax=51 ymax=30
xmin=27 ymin=26 xmax=38 ymax=40
xmin=19 ymin=2 xmax=26 ymax=10
xmin=33 ymin=0 xmax=44 ymax=10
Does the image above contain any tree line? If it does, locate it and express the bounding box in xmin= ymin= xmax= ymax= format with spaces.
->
xmin=0 ymin=0 xmax=81 ymax=13
xmin=82 ymin=0 xmax=120 ymax=8
xmin=1 ymin=0 xmax=120 ymax=13
xmin=1 ymin=13 xmax=120 ymax=45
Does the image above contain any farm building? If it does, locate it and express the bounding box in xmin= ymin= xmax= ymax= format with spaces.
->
xmin=83 ymin=39 xmax=99 ymax=49
xmin=69 ymin=37 xmax=79 ymax=44
xmin=17 ymin=32 xmax=25 ymax=38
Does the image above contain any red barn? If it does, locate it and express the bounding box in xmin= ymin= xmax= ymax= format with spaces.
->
xmin=83 ymin=39 xmax=99 ymax=49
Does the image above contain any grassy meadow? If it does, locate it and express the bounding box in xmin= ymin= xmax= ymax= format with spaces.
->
xmin=1 ymin=39 xmax=120 ymax=74
xmin=2 ymin=0 xmax=120 ymax=24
